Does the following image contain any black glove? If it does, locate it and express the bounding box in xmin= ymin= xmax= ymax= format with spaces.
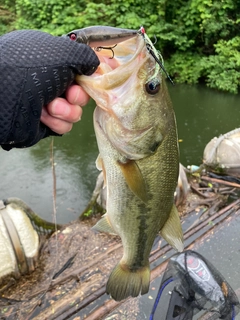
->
xmin=0 ymin=29 xmax=99 ymax=150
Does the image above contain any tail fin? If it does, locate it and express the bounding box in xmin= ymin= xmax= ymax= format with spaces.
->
xmin=106 ymin=262 xmax=150 ymax=301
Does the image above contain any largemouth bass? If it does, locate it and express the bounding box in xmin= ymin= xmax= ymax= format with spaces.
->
xmin=76 ymin=29 xmax=184 ymax=301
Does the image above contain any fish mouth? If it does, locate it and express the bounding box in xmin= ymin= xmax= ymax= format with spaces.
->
xmin=76 ymin=32 xmax=158 ymax=101
xmin=76 ymin=32 xmax=163 ymax=160
xmin=92 ymin=32 xmax=152 ymax=81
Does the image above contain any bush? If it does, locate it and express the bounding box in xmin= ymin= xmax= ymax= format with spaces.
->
xmin=165 ymin=53 xmax=203 ymax=85
xmin=0 ymin=4 xmax=16 ymax=34
xmin=201 ymin=37 xmax=240 ymax=94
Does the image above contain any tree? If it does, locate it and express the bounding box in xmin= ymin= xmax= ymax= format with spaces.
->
xmin=1 ymin=0 xmax=239 ymax=93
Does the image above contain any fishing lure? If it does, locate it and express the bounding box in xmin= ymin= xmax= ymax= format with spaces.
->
xmin=65 ymin=25 xmax=174 ymax=78
xmin=64 ymin=26 xmax=138 ymax=47
xmin=64 ymin=26 xmax=139 ymax=59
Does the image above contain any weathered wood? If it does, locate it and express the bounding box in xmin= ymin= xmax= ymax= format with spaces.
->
xmin=82 ymin=205 xmax=239 ymax=320
xmin=201 ymin=175 xmax=240 ymax=188
xmin=33 ymin=274 xmax=102 ymax=320
xmin=29 ymin=242 xmax=122 ymax=298
xmin=34 ymin=201 xmax=240 ymax=320
xmin=1 ymin=181 xmax=240 ymax=319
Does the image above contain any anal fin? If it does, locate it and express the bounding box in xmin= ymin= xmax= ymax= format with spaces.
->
xmin=117 ymin=160 xmax=147 ymax=203
xmin=160 ymin=204 xmax=184 ymax=252
xmin=92 ymin=214 xmax=117 ymax=235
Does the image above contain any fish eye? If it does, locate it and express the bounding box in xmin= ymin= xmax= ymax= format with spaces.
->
xmin=145 ymin=80 xmax=160 ymax=95
xmin=69 ymin=33 xmax=77 ymax=41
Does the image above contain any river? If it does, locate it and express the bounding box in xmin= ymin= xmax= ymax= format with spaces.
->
xmin=1 ymin=84 xmax=240 ymax=224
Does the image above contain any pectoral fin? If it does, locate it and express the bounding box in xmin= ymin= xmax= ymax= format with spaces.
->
xmin=96 ymin=154 xmax=103 ymax=171
xmin=117 ymin=160 xmax=147 ymax=203
xmin=160 ymin=205 xmax=184 ymax=252
xmin=92 ymin=214 xmax=117 ymax=235
xmin=96 ymin=154 xmax=107 ymax=188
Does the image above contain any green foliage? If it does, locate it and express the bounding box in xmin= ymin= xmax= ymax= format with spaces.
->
xmin=0 ymin=4 xmax=16 ymax=34
xmin=201 ymin=37 xmax=240 ymax=94
xmin=165 ymin=53 xmax=203 ymax=85
xmin=14 ymin=0 xmax=86 ymax=35
xmin=0 ymin=0 xmax=239 ymax=93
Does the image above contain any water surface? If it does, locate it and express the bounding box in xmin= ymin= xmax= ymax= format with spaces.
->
xmin=170 ymin=84 xmax=240 ymax=166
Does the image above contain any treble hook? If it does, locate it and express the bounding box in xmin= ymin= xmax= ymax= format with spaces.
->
xmin=95 ymin=44 xmax=117 ymax=59
xmin=139 ymin=26 xmax=174 ymax=85
xmin=146 ymin=44 xmax=174 ymax=85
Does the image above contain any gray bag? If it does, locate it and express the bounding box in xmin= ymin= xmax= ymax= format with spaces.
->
xmin=203 ymin=128 xmax=240 ymax=177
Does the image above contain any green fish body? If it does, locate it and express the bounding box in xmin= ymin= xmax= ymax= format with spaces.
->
xmin=76 ymin=31 xmax=184 ymax=301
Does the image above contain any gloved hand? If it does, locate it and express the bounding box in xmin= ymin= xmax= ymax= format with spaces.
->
xmin=0 ymin=29 xmax=99 ymax=150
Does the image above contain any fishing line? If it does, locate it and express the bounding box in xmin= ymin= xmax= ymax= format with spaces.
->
xmin=25 ymin=137 xmax=61 ymax=315
xmin=149 ymin=277 xmax=175 ymax=320
xmin=50 ymin=136 xmax=60 ymax=281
